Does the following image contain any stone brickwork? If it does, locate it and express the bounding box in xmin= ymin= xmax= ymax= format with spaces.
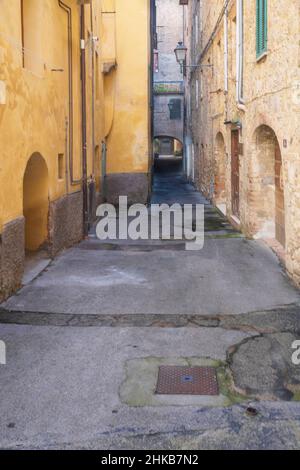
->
xmin=0 ymin=217 xmax=25 ymax=302
xmin=0 ymin=193 xmax=84 ymax=301
xmin=49 ymin=192 xmax=83 ymax=257
xmin=155 ymin=0 xmax=183 ymax=83
xmin=154 ymin=95 xmax=184 ymax=143
xmin=185 ymin=0 xmax=300 ymax=286
xmin=154 ymin=0 xmax=184 ymax=144
xmin=105 ymin=173 xmax=150 ymax=206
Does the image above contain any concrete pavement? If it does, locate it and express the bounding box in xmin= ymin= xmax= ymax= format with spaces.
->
xmin=2 ymin=160 xmax=299 ymax=316
xmin=2 ymin=239 xmax=299 ymax=316
xmin=1 ymin=324 xmax=300 ymax=450
xmin=0 ymin=159 xmax=300 ymax=449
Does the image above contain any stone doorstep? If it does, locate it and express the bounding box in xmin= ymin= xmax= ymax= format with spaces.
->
xmin=229 ymin=215 xmax=241 ymax=230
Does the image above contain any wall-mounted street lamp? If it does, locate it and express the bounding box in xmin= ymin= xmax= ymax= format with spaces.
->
xmin=174 ymin=42 xmax=188 ymax=66
xmin=174 ymin=42 xmax=213 ymax=74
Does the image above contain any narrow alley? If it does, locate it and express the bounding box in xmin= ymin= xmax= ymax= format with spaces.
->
xmin=1 ymin=0 xmax=300 ymax=454
xmin=2 ymin=161 xmax=297 ymax=318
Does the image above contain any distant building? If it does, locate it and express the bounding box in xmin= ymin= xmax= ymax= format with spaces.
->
xmin=153 ymin=0 xmax=184 ymax=156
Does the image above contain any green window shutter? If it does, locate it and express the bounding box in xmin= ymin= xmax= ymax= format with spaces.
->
xmin=256 ymin=0 xmax=261 ymax=55
xmin=263 ymin=0 xmax=268 ymax=51
xmin=256 ymin=0 xmax=268 ymax=58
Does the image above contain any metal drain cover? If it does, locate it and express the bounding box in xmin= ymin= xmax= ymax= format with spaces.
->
xmin=156 ymin=366 xmax=219 ymax=395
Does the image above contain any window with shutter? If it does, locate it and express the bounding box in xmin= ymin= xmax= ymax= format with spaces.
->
xmin=256 ymin=0 xmax=268 ymax=58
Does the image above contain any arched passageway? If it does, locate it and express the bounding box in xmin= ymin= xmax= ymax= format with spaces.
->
xmin=23 ymin=153 xmax=49 ymax=251
xmin=153 ymin=136 xmax=183 ymax=174
xmin=214 ymin=132 xmax=226 ymax=205
xmin=154 ymin=136 xmax=183 ymax=157
xmin=250 ymin=126 xmax=285 ymax=247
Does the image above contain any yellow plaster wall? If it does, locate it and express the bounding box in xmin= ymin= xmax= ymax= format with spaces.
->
xmin=0 ymin=0 xmax=151 ymax=237
xmin=104 ymin=0 xmax=151 ymax=175
xmin=0 ymin=0 xmax=84 ymax=232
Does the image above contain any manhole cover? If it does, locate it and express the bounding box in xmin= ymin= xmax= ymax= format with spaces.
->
xmin=156 ymin=366 xmax=219 ymax=395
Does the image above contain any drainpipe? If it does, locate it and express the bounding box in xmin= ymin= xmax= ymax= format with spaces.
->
xmin=80 ymin=4 xmax=88 ymax=236
xmin=150 ymin=0 xmax=156 ymax=192
xmin=90 ymin=1 xmax=96 ymax=176
xmin=101 ymin=141 xmax=107 ymax=201
xmin=236 ymin=0 xmax=245 ymax=107
xmin=58 ymin=1 xmax=81 ymax=186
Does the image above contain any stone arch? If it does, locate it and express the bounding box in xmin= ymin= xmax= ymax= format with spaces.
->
xmin=214 ymin=132 xmax=226 ymax=204
xmin=154 ymin=135 xmax=183 ymax=156
xmin=249 ymin=125 xmax=285 ymax=247
xmin=23 ymin=153 xmax=49 ymax=251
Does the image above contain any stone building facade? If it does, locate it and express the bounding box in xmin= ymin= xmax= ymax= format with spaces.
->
xmin=183 ymin=0 xmax=300 ymax=286
xmin=0 ymin=0 xmax=153 ymax=301
xmin=153 ymin=0 xmax=184 ymax=149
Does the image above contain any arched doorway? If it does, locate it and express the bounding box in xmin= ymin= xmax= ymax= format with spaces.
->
xmin=154 ymin=136 xmax=183 ymax=157
xmin=23 ymin=153 xmax=49 ymax=252
xmin=153 ymin=136 xmax=183 ymax=174
xmin=250 ymin=126 xmax=285 ymax=247
xmin=214 ymin=132 xmax=226 ymax=205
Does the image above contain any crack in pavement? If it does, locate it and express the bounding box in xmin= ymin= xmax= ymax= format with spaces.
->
xmin=1 ymin=304 xmax=299 ymax=408
xmin=1 ymin=304 xmax=300 ymax=332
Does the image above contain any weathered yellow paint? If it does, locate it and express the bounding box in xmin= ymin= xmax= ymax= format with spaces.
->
xmin=0 ymin=0 xmax=151 ymax=300
xmin=21 ymin=0 xmax=44 ymax=77
xmin=101 ymin=7 xmax=116 ymax=66
xmin=103 ymin=0 xmax=151 ymax=174
xmin=0 ymin=0 xmax=151 ymax=233
xmin=0 ymin=0 xmax=89 ymax=233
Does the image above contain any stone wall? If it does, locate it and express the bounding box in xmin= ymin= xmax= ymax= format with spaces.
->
xmin=105 ymin=173 xmax=150 ymax=206
xmin=155 ymin=0 xmax=184 ymax=82
xmin=0 ymin=218 xmax=25 ymax=303
xmin=154 ymin=94 xmax=184 ymax=143
xmin=0 ymin=192 xmax=84 ymax=302
xmin=154 ymin=0 xmax=184 ymax=145
xmin=49 ymin=192 xmax=83 ymax=257
xmin=186 ymin=0 xmax=300 ymax=286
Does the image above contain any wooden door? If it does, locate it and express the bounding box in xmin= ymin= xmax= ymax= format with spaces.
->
xmin=231 ymin=130 xmax=240 ymax=217
xmin=275 ymin=142 xmax=285 ymax=247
